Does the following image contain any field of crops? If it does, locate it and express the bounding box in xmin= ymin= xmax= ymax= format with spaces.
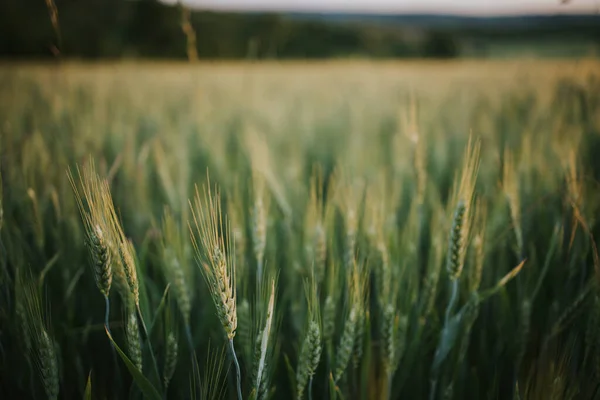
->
xmin=1 ymin=60 xmax=600 ymax=400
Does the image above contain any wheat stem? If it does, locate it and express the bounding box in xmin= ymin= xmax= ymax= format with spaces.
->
xmin=430 ymin=379 xmax=438 ymax=400
xmin=445 ymin=279 xmax=459 ymax=325
xmin=104 ymin=295 xmax=111 ymax=334
xmin=136 ymin=304 xmax=162 ymax=390
xmin=104 ymin=294 xmax=121 ymax=385
xmin=229 ymin=339 xmax=243 ymax=400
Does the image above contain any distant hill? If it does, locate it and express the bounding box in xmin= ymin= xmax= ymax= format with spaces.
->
xmin=284 ymin=12 xmax=600 ymax=32
xmin=1 ymin=0 xmax=599 ymax=59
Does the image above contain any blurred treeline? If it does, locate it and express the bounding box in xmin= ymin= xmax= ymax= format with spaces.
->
xmin=1 ymin=0 xmax=599 ymax=59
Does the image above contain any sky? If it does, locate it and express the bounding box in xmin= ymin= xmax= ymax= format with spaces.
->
xmin=168 ymin=0 xmax=599 ymax=15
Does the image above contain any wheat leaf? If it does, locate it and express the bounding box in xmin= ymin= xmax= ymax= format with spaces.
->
xmin=105 ymin=327 xmax=162 ymax=400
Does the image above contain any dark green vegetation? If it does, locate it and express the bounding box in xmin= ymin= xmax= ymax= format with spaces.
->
xmin=1 ymin=0 xmax=599 ymax=59
xmin=1 ymin=61 xmax=600 ymax=399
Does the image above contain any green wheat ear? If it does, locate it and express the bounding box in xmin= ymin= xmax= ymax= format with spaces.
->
xmin=190 ymin=177 xmax=242 ymax=400
xmin=39 ymin=329 xmax=59 ymax=400
xmin=88 ymin=225 xmax=113 ymax=297
xmin=323 ymin=296 xmax=336 ymax=343
xmin=68 ymin=162 xmax=116 ymax=298
xmin=334 ymin=306 xmax=358 ymax=383
xmin=296 ymin=320 xmax=322 ymax=400
xmin=126 ymin=308 xmax=142 ymax=372
xmin=190 ymin=181 xmax=237 ymax=340
xmin=446 ymin=200 xmax=466 ymax=280
xmin=164 ymin=332 xmax=178 ymax=388
xmin=446 ymin=135 xmax=481 ymax=282
xmin=297 ymin=274 xmax=322 ymax=400
xmin=380 ymin=303 xmax=397 ymax=374
xmin=334 ymin=259 xmax=365 ymax=382
xmin=18 ymin=270 xmax=59 ymax=400
xmin=161 ymin=208 xmax=192 ymax=325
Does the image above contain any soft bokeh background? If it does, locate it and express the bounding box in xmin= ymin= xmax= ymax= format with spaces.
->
xmin=2 ymin=2 xmax=600 ymax=400
xmin=1 ymin=0 xmax=599 ymax=59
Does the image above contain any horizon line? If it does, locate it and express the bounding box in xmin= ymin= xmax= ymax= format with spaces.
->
xmin=165 ymin=0 xmax=599 ymax=17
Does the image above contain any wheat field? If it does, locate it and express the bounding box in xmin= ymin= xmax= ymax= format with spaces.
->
xmin=1 ymin=60 xmax=600 ymax=400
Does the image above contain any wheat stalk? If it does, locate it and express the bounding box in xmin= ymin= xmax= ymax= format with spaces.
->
xmin=447 ymin=135 xmax=481 ymax=281
xmin=189 ymin=178 xmax=241 ymax=399
xmin=190 ymin=182 xmax=237 ymax=340
xmin=68 ymin=162 xmax=119 ymax=335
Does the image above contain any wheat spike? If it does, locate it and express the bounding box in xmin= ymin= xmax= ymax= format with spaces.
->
xmin=38 ymin=329 xmax=59 ymax=400
xmin=323 ymin=296 xmax=336 ymax=343
xmin=313 ymin=223 xmax=327 ymax=283
xmin=352 ymin=308 xmax=366 ymax=368
xmin=381 ymin=303 xmax=397 ymax=374
xmin=68 ymin=163 xmax=117 ymax=298
xmin=164 ymin=332 xmax=178 ymax=388
xmin=190 ymin=181 xmax=237 ymax=340
xmin=305 ymin=166 xmax=330 ymax=283
xmin=161 ymin=209 xmax=192 ymax=324
xmin=334 ymin=306 xmax=358 ymax=382
xmin=447 ymin=135 xmax=480 ymax=281
xmin=169 ymin=248 xmax=191 ymax=323
xmin=119 ymin=238 xmax=139 ymax=307
xmin=126 ymin=309 xmax=142 ymax=371
xmin=19 ymin=270 xmax=59 ymax=400
xmin=446 ymin=200 xmax=467 ymax=280
xmin=296 ymin=320 xmax=322 ymax=399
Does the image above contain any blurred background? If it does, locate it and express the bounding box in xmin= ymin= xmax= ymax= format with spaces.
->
xmin=2 ymin=2 xmax=600 ymax=400
xmin=1 ymin=0 xmax=599 ymax=60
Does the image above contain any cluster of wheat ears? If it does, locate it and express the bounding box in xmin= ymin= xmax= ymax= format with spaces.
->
xmin=1 ymin=63 xmax=600 ymax=400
